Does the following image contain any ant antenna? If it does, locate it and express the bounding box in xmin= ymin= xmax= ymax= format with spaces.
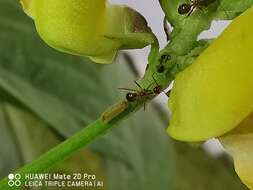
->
xmin=134 ymin=81 xmax=144 ymax=90
xmin=152 ymin=73 xmax=159 ymax=86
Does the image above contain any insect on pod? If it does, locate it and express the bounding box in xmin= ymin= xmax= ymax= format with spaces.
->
xmin=119 ymin=81 xmax=154 ymax=103
xmin=178 ymin=0 xmax=216 ymax=16
xmin=119 ymin=77 xmax=165 ymax=109
xmin=102 ymin=100 xmax=129 ymax=123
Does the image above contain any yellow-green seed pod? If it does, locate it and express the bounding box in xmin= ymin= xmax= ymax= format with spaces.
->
xmin=167 ymin=6 xmax=253 ymax=141
xmin=20 ymin=0 xmax=154 ymax=63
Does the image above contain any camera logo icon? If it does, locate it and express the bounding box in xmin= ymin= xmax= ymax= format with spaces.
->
xmin=8 ymin=173 xmax=21 ymax=187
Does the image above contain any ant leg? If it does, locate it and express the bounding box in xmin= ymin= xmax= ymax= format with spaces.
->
xmin=152 ymin=73 xmax=159 ymax=86
xmin=137 ymin=78 xmax=154 ymax=91
xmin=187 ymin=7 xmax=195 ymax=17
xmin=145 ymin=80 xmax=155 ymax=91
xmin=134 ymin=81 xmax=144 ymax=90
xmin=195 ymin=5 xmax=205 ymax=15
xmin=197 ymin=5 xmax=204 ymax=11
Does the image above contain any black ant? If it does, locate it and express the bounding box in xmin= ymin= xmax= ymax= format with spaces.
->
xmin=178 ymin=0 xmax=216 ymax=16
xmin=119 ymin=75 xmax=164 ymax=110
xmin=120 ymin=81 xmax=161 ymax=102
xmin=119 ymin=76 xmax=172 ymax=110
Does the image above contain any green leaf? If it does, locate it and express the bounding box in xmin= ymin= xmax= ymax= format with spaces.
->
xmin=0 ymin=0 xmax=175 ymax=189
xmin=0 ymin=104 xmax=22 ymax=178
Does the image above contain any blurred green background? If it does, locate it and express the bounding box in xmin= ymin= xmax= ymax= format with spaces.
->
xmin=0 ymin=0 xmax=248 ymax=189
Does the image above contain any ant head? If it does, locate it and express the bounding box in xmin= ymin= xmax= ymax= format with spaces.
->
xmin=178 ymin=3 xmax=192 ymax=15
xmin=153 ymin=85 xmax=162 ymax=94
xmin=126 ymin=92 xmax=137 ymax=102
